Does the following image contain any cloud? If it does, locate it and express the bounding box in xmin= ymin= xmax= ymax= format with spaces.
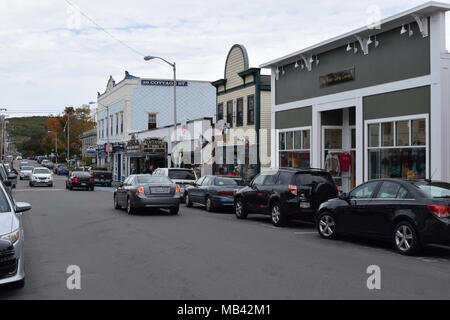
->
xmin=0 ymin=0 xmax=447 ymax=116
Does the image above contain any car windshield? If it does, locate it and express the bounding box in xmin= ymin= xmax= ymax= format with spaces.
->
xmin=137 ymin=176 xmax=171 ymax=184
xmin=0 ymin=187 xmax=11 ymax=213
xmin=22 ymin=166 xmax=33 ymax=171
xmin=73 ymin=172 xmax=91 ymax=178
xmin=34 ymin=169 xmax=50 ymax=174
xmin=168 ymin=170 xmax=196 ymax=180
xmin=417 ymin=182 xmax=450 ymax=198
xmin=215 ymin=178 xmax=239 ymax=186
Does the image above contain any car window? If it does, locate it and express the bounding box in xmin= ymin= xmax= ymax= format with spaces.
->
xmin=22 ymin=166 xmax=33 ymax=171
xmin=196 ymin=177 xmax=206 ymax=186
xmin=263 ymin=172 xmax=279 ymax=186
xmin=296 ymin=173 xmax=334 ymax=186
xmin=215 ymin=177 xmax=238 ymax=186
xmin=397 ymin=187 xmax=409 ymax=199
xmin=276 ymin=172 xmax=293 ymax=185
xmin=202 ymin=177 xmax=213 ymax=186
xmin=73 ymin=172 xmax=91 ymax=178
xmin=34 ymin=168 xmax=50 ymax=174
xmin=168 ymin=170 xmax=196 ymax=180
xmin=0 ymin=187 xmax=12 ymax=213
xmin=376 ymin=182 xmax=402 ymax=199
xmin=137 ymin=176 xmax=171 ymax=184
xmin=416 ymin=182 xmax=450 ymax=198
xmin=348 ymin=182 xmax=379 ymax=200
xmin=252 ymin=174 xmax=266 ymax=188
xmin=123 ymin=177 xmax=132 ymax=186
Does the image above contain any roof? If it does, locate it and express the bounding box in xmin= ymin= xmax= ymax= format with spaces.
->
xmin=261 ymin=2 xmax=450 ymax=68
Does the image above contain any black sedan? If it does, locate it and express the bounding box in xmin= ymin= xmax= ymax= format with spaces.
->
xmin=185 ymin=176 xmax=245 ymax=212
xmin=66 ymin=172 xmax=95 ymax=191
xmin=114 ymin=175 xmax=180 ymax=215
xmin=316 ymin=179 xmax=450 ymax=255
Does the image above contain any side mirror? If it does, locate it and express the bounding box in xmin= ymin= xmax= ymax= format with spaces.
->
xmin=3 ymin=180 xmax=12 ymax=187
xmin=339 ymin=193 xmax=348 ymax=200
xmin=118 ymin=182 xmax=124 ymax=188
xmin=16 ymin=202 xmax=31 ymax=213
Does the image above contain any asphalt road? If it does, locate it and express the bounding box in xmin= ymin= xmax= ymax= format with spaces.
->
xmin=0 ymin=160 xmax=450 ymax=300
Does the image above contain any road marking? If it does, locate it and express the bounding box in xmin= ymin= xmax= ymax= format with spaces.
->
xmin=15 ymin=189 xmax=65 ymax=192
xmin=294 ymin=231 xmax=317 ymax=235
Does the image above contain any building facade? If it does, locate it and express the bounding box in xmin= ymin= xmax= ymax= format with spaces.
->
xmin=81 ymin=128 xmax=97 ymax=160
xmin=212 ymin=44 xmax=271 ymax=181
xmin=96 ymin=71 xmax=216 ymax=181
xmin=262 ymin=3 xmax=450 ymax=192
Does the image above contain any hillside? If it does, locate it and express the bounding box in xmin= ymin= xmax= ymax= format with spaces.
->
xmin=6 ymin=116 xmax=50 ymax=156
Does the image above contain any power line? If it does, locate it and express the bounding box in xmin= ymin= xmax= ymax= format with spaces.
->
xmin=63 ymin=0 xmax=145 ymax=58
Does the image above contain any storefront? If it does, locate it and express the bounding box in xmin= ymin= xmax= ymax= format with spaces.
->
xmin=126 ymin=135 xmax=167 ymax=174
xmin=262 ymin=3 xmax=450 ymax=192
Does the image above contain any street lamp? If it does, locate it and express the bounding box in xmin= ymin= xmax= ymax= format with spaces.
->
xmin=144 ymin=55 xmax=177 ymax=167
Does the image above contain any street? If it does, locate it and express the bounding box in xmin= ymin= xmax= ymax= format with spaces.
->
xmin=0 ymin=160 xmax=448 ymax=300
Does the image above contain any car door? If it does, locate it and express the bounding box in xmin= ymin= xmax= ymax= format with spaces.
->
xmin=338 ymin=181 xmax=381 ymax=235
xmin=369 ymin=182 xmax=412 ymax=238
xmin=197 ymin=176 xmax=212 ymax=205
xmin=189 ymin=176 xmax=205 ymax=203
xmin=257 ymin=171 xmax=280 ymax=212
xmin=118 ymin=177 xmax=132 ymax=205
xmin=245 ymin=174 xmax=267 ymax=212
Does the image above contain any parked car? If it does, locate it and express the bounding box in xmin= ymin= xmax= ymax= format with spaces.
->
xmin=66 ymin=171 xmax=94 ymax=191
xmin=0 ymin=164 xmax=15 ymax=194
xmin=234 ymin=168 xmax=338 ymax=227
xmin=153 ymin=168 xmax=198 ymax=200
xmin=29 ymin=167 xmax=53 ymax=187
xmin=19 ymin=161 xmax=29 ymax=169
xmin=114 ymin=175 xmax=181 ymax=215
xmin=5 ymin=156 xmax=13 ymax=162
xmin=90 ymin=167 xmax=113 ymax=186
xmin=0 ymin=183 xmax=31 ymax=288
xmin=185 ymin=176 xmax=246 ymax=212
xmin=19 ymin=166 xmax=34 ymax=180
xmin=316 ymin=179 xmax=450 ymax=256
xmin=15 ymin=156 xmax=22 ymax=161
xmin=54 ymin=165 xmax=69 ymax=176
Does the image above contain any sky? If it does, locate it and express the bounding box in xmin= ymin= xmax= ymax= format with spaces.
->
xmin=0 ymin=0 xmax=449 ymax=117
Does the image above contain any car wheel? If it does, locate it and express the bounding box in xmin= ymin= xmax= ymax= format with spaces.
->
xmin=185 ymin=193 xmax=193 ymax=207
xmin=271 ymin=202 xmax=287 ymax=227
xmin=170 ymin=206 xmax=179 ymax=215
xmin=114 ymin=194 xmax=121 ymax=209
xmin=393 ymin=221 xmax=421 ymax=256
xmin=69 ymin=185 xmax=73 ymax=190
xmin=235 ymin=198 xmax=248 ymax=219
xmin=126 ymin=197 xmax=135 ymax=215
xmin=205 ymin=197 xmax=214 ymax=212
xmin=317 ymin=212 xmax=337 ymax=239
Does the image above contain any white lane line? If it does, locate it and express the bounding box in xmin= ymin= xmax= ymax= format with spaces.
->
xmin=294 ymin=232 xmax=317 ymax=235
xmin=15 ymin=189 xmax=65 ymax=192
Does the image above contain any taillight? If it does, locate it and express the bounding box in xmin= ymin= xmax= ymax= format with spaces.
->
xmin=72 ymin=178 xmax=78 ymax=182
xmin=89 ymin=178 xmax=94 ymax=182
xmin=175 ymin=187 xmax=180 ymax=193
xmin=336 ymin=186 xmax=341 ymax=194
xmin=427 ymin=205 xmax=450 ymax=218
xmin=288 ymin=185 xmax=298 ymax=196
xmin=218 ymin=190 xmax=234 ymax=196
xmin=137 ymin=187 xmax=144 ymax=195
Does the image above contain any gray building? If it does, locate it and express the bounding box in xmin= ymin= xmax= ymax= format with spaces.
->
xmin=262 ymin=2 xmax=450 ymax=192
xmin=81 ymin=128 xmax=97 ymax=159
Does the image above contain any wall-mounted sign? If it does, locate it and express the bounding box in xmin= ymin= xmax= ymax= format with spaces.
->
xmin=126 ymin=136 xmax=142 ymax=154
xmin=320 ymin=68 xmax=355 ymax=89
xmin=141 ymin=80 xmax=188 ymax=87
xmin=142 ymin=138 xmax=167 ymax=155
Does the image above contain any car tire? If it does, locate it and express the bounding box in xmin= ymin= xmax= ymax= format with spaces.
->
xmin=185 ymin=193 xmax=193 ymax=207
xmin=69 ymin=185 xmax=73 ymax=191
xmin=126 ymin=197 xmax=135 ymax=215
xmin=170 ymin=206 xmax=180 ymax=215
xmin=11 ymin=278 xmax=25 ymax=289
xmin=235 ymin=198 xmax=248 ymax=219
xmin=205 ymin=197 xmax=214 ymax=212
xmin=393 ymin=221 xmax=421 ymax=256
xmin=271 ymin=202 xmax=287 ymax=227
xmin=317 ymin=212 xmax=337 ymax=240
xmin=114 ymin=194 xmax=121 ymax=210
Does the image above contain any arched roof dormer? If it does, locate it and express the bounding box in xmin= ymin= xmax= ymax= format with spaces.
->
xmin=224 ymin=44 xmax=249 ymax=89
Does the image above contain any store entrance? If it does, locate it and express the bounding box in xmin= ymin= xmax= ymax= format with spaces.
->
xmin=321 ymin=107 xmax=356 ymax=193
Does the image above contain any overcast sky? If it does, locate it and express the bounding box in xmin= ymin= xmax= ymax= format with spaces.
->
xmin=0 ymin=0 xmax=448 ymax=117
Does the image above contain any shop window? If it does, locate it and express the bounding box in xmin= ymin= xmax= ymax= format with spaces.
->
xmin=278 ymin=129 xmax=311 ymax=169
xmin=286 ymin=132 xmax=293 ymax=150
xmin=303 ymin=131 xmax=310 ymax=150
xmin=217 ymin=103 xmax=224 ymax=121
xmin=227 ymin=101 xmax=233 ymax=127
xmin=324 ymin=129 xmax=342 ymax=149
xmin=247 ymin=95 xmax=255 ymax=125
xmin=148 ymin=113 xmax=157 ymax=130
xmin=369 ymin=124 xmax=379 ymax=148
xmin=236 ymin=98 xmax=244 ymax=127
xmin=396 ymin=121 xmax=409 ymax=146
xmin=412 ymin=119 xmax=426 ymax=146
xmin=351 ymin=128 xmax=356 ymax=149
xmin=279 ymin=132 xmax=286 ymax=150
xmin=367 ymin=117 xmax=427 ymax=180
xmin=382 ymin=122 xmax=394 ymax=147
xmin=294 ymin=131 xmax=302 ymax=150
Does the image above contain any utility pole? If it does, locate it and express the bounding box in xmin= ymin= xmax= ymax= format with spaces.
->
xmin=0 ymin=108 xmax=7 ymax=161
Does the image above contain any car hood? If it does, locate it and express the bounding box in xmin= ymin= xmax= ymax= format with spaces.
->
xmin=0 ymin=212 xmax=14 ymax=235
xmin=21 ymin=170 xmax=32 ymax=174
xmin=33 ymin=174 xmax=52 ymax=178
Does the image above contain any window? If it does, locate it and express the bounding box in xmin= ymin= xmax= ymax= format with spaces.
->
xmin=115 ymin=113 xmax=119 ymax=135
xmin=367 ymin=117 xmax=427 ymax=180
xmin=120 ymin=112 xmax=124 ymax=134
xmin=252 ymin=174 xmax=266 ymax=187
xmin=276 ymin=172 xmax=293 ymax=185
xmin=196 ymin=176 xmax=206 ymax=186
xmin=110 ymin=116 xmax=113 ymax=136
xmin=236 ymin=98 xmax=244 ymax=127
xmin=148 ymin=113 xmax=157 ymax=130
xmin=348 ymin=182 xmax=379 ymax=199
xmin=376 ymin=182 xmax=402 ymax=199
xmin=279 ymin=129 xmax=311 ymax=169
xmin=227 ymin=101 xmax=233 ymax=127
xmin=247 ymin=95 xmax=255 ymax=125
xmin=263 ymin=172 xmax=279 ymax=185
xmin=217 ymin=103 xmax=224 ymax=121
xmin=324 ymin=129 xmax=342 ymax=149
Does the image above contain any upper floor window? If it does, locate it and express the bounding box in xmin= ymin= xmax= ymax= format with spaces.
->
xmin=110 ymin=115 xmax=114 ymax=136
xmin=227 ymin=101 xmax=233 ymax=127
xmin=120 ymin=112 xmax=124 ymax=134
xmin=115 ymin=113 xmax=119 ymax=135
xmin=217 ymin=103 xmax=224 ymax=121
xmin=148 ymin=113 xmax=157 ymax=130
xmin=236 ymin=98 xmax=244 ymax=127
xmin=247 ymin=95 xmax=255 ymax=125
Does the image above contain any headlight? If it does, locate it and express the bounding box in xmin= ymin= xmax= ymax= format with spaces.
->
xmin=1 ymin=229 xmax=20 ymax=244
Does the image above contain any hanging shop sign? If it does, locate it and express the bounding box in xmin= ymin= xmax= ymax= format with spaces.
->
xmin=142 ymin=138 xmax=167 ymax=155
xmin=126 ymin=135 xmax=142 ymax=154
xmin=141 ymin=80 xmax=188 ymax=87
xmin=319 ymin=68 xmax=355 ymax=89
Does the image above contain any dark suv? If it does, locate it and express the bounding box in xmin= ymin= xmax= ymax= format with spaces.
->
xmin=234 ymin=168 xmax=338 ymax=227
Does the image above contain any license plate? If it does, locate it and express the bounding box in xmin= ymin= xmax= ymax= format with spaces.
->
xmin=152 ymin=187 xmax=169 ymax=193
xmin=300 ymin=202 xmax=310 ymax=209
xmin=81 ymin=183 xmax=86 ymax=186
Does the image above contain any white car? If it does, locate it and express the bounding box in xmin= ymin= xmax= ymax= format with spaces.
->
xmin=29 ymin=167 xmax=53 ymax=187
xmin=16 ymin=156 xmax=22 ymax=161
xmin=19 ymin=166 xmax=34 ymax=180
